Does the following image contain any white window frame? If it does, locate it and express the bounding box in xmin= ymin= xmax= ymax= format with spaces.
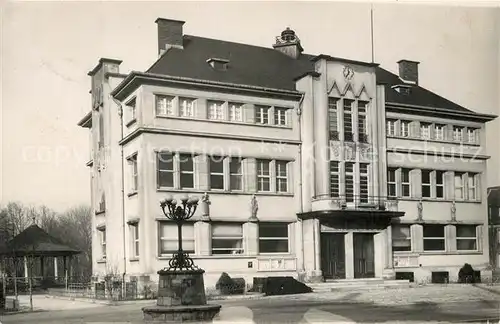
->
xmin=420 ymin=123 xmax=431 ymax=140
xmin=467 ymin=173 xmax=478 ymax=201
xmin=258 ymin=223 xmax=290 ymax=254
xmin=274 ymin=107 xmax=287 ymax=126
xmin=207 ymin=100 xmax=224 ymax=120
xmin=401 ymin=168 xmax=411 ymax=198
xmin=400 ymin=121 xmax=410 ymax=137
xmin=359 ymin=163 xmax=369 ymax=203
xmin=157 ymin=152 xmax=175 ymax=188
xmin=435 ymin=124 xmax=445 ymax=141
xmin=276 ymin=161 xmax=288 ymax=193
xmin=130 ymin=223 xmax=139 ymax=258
xmin=435 ymin=170 xmax=445 ymax=199
xmin=345 ymin=162 xmax=355 ymax=202
xmin=126 ymin=97 xmax=137 ymax=124
xmin=158 ymin=222 xmax=195 ymax=256
xmin=357 ymin=101 xmax=368 ymax=142
xmin=329 ymin=98 xmax=339 ymax=140
xmin=343 ymin=99 xmax=354 ymax=141
xmin=229 ymin=157 xmax=243 ymax=191
xmin=209 ymin=155 xmax=225 ymax=190
xmin=454 ymin=172 xmax=465 ymax=200
xmin=453 ymin=126 xmax=464 ymax=142
xmin=256 ymin=159 xmax=271 ymax=192
xmin=255 ymin=105 xmax=270 ymax=124
xmin=467 ymin=128 xmax=478 ymax=144
xmin=229 ymin=102 xmax=243 ymax=122
xmin=330 ymin=161 xmax=340 ymax=198
xmin=421 ymin=169 xmax=432 ymax=198
xmin=456 ymin=225 xmax=478 ymax=251
xmin=392 ymin=225 xmax=412 ymax=252
xmin=211 ymin=223 xmax=244 ymax=255
xmin=386 ymin=119 xmax=397 ymax=136
xmin=179 ymin=154 xmax=195 ymax=189
xmin=155 ymin=95 xmax=175 ymax=116
xmin=129 ymin=155 xmax=138 ymax=192
xmin=99 ymin=229 xmax=106 ymax=260
xmin=387 ymin=168 xmax=397 ymax=198
xmin=423 ymin=224 xmax=446 ymax=252
xmin=179 ymin=97 xmax=196 ymax=117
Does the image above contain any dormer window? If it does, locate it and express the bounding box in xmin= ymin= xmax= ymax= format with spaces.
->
xmin=391 ymin=84 xmax=412 ymax=95
xmin=206 ymin=58 xmax=229 ymax=71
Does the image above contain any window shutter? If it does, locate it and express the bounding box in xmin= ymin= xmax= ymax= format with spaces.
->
xmin=476 ymin=225 xmax=483 ymax=252
xmin=196 ymin=98 xmax=206 ymax=119
xmin=244 ymin=158 xmax=257 ymax=192
xmin=444 ymin=171 xmax=454 ymax=200
xmin=245 ymin=104 xmax=255 ymax=123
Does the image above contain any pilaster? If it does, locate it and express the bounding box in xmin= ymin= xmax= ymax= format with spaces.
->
xmin=195 ymin=221 xmax=211 ymax=256
xmin=243 ymin=221 xmax=259 ymax=256
xmin=345 ymin=232 xmax=354 ymax=279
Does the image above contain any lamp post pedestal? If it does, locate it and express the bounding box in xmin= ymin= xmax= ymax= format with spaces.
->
xmin=142 ymin=269 xmax=221 ymax=323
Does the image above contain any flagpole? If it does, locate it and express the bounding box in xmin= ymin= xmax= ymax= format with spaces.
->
xmin=370 ymin=3 xmax=375 ymax=63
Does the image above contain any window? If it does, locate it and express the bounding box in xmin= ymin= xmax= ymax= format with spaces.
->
xmin=276 ymin=161 xmax=288 ymax=192
xmin=99 ymin=229 xmax=106 ymax=260
xmin=401 ymin=168 xmax=411 ymax=197
xmin=467 ymin=173 xmax=478 ymax=200
xmin=467 ymin=128 xmax=478 ymax=143
xmin=130 ymin=224 xmax=139 ymax=258
xmin=423 ymin=225 xmax=445 ymax=251
xmin=359 ymin=163 xmax=369 ymax=203
xmin=208 ymin=101 xmax=224 ymax=120
xmin=126 ymin=97 xmax=136 ymax=123
xmin=229 ymin=103 xmax=243 ymax=122
xmin=435 ymin=124 xmax=445 ymax=140
xmin=358 ymin=101 xmax=368 ymax=143
xmin=421 ymin=170 xmax=431 ymax=198
xmin=98 ymin=113 xmax=104 ymax=149
xmin=400 ymin=121 xmax=410 ymax=137
xmin=420 ymin=123 xmax=431 ymax=140
xmin=157 ymin=152 xmax=174 ymax=188
xmin=345 ymin=162 xmax=355 ymax=202
xmin=436 ymin=171 xmax=444 ymax=198
xmin=159 ymin=222 xmax=195 ymax=255
xmin=179 ymin=154 xmax=195 ymax=189
xmin=456 ymin=225 xmax=477 ymax=251
xmin=179 ymin=97 xmax=195 ymax=117
xmin=211 ymin=223 xmax=243 ymax=255
xmin=259 ymin=223 xmax=289 ymax=253
xmin=229 ymin=157 xmax=243 ymax=190
xmin=329 ymin=98 xmax=339 ymax=140
xmin=454 ymin=172 xmax=464 ymax=200
xmin=255 ymin=105 xmax=270 ymax=124
xmin=392 ymin=225 xmax=411 ymax=252
xmin=386 ymin=119 xmax=397 ymax=136
xmin=274 ymin=107 xmax=287 ymax=126
xmin=453 ymin=126 xmax=463 ymax=142
xmin=343 ymin=99 xmax=353 ymax=141
xmin=330 ymin=161 xmax=340 ymax=197
xmin=257 ymin=159 xmax=271 ymax=192
xmin=387 ymin=168 xmax=397 ymax=198
xmin=209 ymin=156 xmax=224 ymax=190
xmin=129 ymin=155 xmax=138 ymax=192
xmin=156 ymin=95 xmax=174 ymax=116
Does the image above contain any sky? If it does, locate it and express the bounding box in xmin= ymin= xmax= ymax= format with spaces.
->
xmin=1 ymin=1 xmax=499 ymax=211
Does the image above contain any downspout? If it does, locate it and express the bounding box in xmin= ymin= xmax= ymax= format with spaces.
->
xmin=297 ymin=92 xmax=306 ymax=273
xmin=112 ymin=96 xmax=127 ymax=286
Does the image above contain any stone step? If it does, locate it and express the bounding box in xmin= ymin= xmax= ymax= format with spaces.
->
xmin=308 ymin=279 xmax=411 ymax=292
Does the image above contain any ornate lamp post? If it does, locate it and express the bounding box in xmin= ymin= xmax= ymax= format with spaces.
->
xmin=142 ymin=194 xmax=221 ymax=323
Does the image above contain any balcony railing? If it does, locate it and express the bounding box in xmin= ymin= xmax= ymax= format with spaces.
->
xmin=312 ymin=194 xmax=399 ymax=212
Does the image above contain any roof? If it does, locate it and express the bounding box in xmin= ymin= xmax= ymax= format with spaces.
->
xmin=0 ymin=224 xmax=81 ymax=257
xmin=489 ymin=187 xmax=500 ymax=207
xmin=145 ymin=35 xmax=491 ymax=117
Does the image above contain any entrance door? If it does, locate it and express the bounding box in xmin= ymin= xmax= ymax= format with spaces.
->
xmin=353 ymin=233 xmax=375 ymax=278
xmin=320 ymin=233 xmax=346 ymax=279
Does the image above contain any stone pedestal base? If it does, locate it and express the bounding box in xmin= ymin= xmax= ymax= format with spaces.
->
xmin=382 ymin=268 xmax=396 ymax=280
xmin=142 ymin=304 xmax=222 ymax=323
xmin=304 ymin=270 xmax=323 ymax=283
xmin=142 ymin=268 xmax=221 ymax=323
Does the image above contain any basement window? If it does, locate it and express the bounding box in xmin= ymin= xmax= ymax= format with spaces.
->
xmin=206 ymin=58 xmax=229 ymax=71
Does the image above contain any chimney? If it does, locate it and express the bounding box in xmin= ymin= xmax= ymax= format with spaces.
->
xmin=397 ymin=59 xmax=420 ymax=85
xmin=155 ymin=18 xmax=185 ymax=56
xmin=273 ymin=27 xmax=303 ymax=59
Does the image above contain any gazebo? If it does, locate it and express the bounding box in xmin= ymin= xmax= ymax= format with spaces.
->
xmin=0 ymin=223 xmax=81 ymax=303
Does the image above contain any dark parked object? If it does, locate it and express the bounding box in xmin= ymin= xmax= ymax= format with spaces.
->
xmin=431 ymin=271 xmax=449 ymax=284
xmin=0 ymin=282 xmax=4 ymax=310
xmin=458 ymin=263 xmax=481 ymax=283
xmin=395 ymin=271 xmax=414 ymax=282
xmin=261 ymin=276 xmax=312 ymax=296
xmin=215 ymin=272 xmax=246 ymax=295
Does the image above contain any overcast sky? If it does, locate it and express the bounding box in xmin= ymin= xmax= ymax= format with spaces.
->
xmin=1 ymin=1 xmax=499 ymax=211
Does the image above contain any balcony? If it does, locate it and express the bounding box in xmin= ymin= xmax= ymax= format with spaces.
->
xmin=311 ymin=194 xmax=399 ymax=213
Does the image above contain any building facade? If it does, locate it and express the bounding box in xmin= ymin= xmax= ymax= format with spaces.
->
xmin=78 ymin=18 xmax=497 ymax=288
xmin=488 ymin=186 xmax=500 ymax=275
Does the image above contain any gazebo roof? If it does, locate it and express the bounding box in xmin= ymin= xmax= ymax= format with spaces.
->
xmin=0 ymin=224 xmax=81 ymax=257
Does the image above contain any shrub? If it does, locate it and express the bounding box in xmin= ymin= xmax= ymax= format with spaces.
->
xmin=215 ymin=272 xmax=245 ymax=295
xmin=458 ymin=263 xmax=476 ymax=283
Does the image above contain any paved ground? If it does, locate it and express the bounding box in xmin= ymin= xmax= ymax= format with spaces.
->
xmin=1 ymin=284 xmax=499 ymax=323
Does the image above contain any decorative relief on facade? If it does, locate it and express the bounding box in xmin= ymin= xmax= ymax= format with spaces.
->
xmin=257 ymin=257 xmax=296 ymax=272
xmin=249 ymin=194 xmax=259 ymax=222
xmin=330 ymin=142 xmax=342 ymax=160
xmin=417 ymin=201 xmax=423 ymax=221
xmin=394 ymin=255 xmax=419 ymax=268
xmin=356 ymin=84 xmax=371 ymax=100
xmin=384 ymin=200 xmax=398 ymax=211
xmin=92 ymin=84 xmax=103 ymax=110
xmin=342 ymin=83 xmax=356 ymax=98
xmin=200 ymin=192 xmax=211 ymax=221
xmin=450 ymin=201 xmax=456 ymax=222
xmin=343 ymin=65 xmax=354 ymax=81
xmin=327 ymin=81 xmax=341 ymax=97
xmin=343 ymin=142 xmax=356 ymax=161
